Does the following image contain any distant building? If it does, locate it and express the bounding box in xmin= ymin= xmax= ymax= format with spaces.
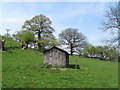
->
xmin=43 ymin=46 xmax=69 ymax=66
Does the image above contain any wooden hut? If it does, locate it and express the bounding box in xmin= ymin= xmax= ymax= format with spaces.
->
xmin=43 ymin=46 xmax=69 ymax=66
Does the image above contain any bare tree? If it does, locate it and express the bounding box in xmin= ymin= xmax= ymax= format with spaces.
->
xmin=101 ymin=1 xmax=120 ymax=61
xmin=101 ymin=2 xmax=120 ymax=44
xmin=59 ymin=28 xmax=87 ymax=55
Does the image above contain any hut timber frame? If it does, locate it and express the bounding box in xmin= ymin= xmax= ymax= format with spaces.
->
xmin=43 ymin=47 xmax=69 ymax=66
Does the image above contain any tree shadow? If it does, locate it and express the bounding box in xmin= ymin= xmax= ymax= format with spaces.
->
xmin=67 ymin=64 xmax=80 ymax=69
xmin=6 ymin=50 xmax=13 ymax=53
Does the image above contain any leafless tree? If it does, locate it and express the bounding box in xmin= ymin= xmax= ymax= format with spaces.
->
xmin=101 ymin=1 xmax=120 ymax=61
xmin=101 ymin=2 xmax=120 ymax=45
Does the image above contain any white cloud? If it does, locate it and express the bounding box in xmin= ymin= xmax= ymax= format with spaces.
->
xmin=86 ymin=32 xmax=114 ymax=46
xmin=1 ymin=17 xmax=25 ymax=23
xmin=0 ymin=2 xmax=107 ymax=24
xmin=60 ymin=2 xmax=106 ymax=19
xmin=1 ymin=10 xmax=35 ymax=23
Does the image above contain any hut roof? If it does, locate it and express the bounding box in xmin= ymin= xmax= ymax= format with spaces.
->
xmin=43 ymin=46 xmax=69 ymax=54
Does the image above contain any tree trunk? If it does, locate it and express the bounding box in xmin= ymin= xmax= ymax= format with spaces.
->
xmin=70 ymin=43 xmax=73 ymax=55
xmin=118 ymin=28 xmax=120 ymax=62
xmin=21 ymin=42 xmax=24 ymax=48
xmin=38 ymin=43 xmax=41 ymax=50
xmin=100 ymin=52 xmax=104 ymax=60
xmin=1 ymin=40 xmax=5 ymax=51
xmin=118 ymin=56 xmax=120 ymax=62
xmin=118 ymin=1 xmax=120 ymax=62
xmin=38 ymin=32 xmax=42 ymax=50
xmin=26 ymin=43 xmax=28 ymax=48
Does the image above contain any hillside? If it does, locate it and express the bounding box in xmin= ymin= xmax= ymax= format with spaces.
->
xmin=2 ymin=49 xmax=118 ymax=88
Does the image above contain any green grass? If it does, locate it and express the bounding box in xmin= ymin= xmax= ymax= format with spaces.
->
xmin=2 ymin=49 xmax=118 ymax=88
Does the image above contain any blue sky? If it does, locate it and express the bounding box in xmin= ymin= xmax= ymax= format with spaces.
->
xmin=0 ymin=2 xmax=117 ymax=46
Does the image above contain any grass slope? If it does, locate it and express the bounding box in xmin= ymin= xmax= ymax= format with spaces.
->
xmin=2 ymin=49 xmax=118 ymax=88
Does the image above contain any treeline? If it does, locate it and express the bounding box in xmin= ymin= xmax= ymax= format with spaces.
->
xmin=76 ymin=44 xmax=118 ymax=61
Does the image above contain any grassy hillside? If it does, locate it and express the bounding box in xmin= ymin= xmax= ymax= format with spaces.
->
xmin=2 ymin=49 xmax=118 ymax=88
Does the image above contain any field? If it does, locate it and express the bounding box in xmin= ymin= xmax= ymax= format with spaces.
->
xmin=2 ymin=49 xmax=118 ymax=88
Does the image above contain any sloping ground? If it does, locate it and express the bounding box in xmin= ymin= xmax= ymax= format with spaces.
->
xmin=2 ymin=49 xmax=118 ymax=88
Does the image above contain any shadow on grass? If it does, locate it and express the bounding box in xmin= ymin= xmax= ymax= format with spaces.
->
xmin=41 ymin=64 xmax=80 ymax=69
xmin=6 ymin=50 xmax=13 ymax=53
xmin=67 ymin=64 xmax=80 ymax=69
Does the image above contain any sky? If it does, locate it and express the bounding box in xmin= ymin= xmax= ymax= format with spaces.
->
xmin=0 ymin=2 xmax=117 ymax=46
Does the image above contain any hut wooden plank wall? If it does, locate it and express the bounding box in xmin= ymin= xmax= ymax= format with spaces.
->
xmin=43 ymin=47 xmax=69 ymax=66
